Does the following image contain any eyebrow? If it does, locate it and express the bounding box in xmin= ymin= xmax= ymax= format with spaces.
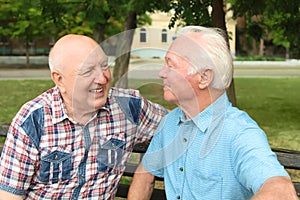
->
xmin=165 ymin=56 xmax=173 ymax=64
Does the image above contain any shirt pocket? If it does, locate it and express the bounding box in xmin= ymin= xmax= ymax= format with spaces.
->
xmin=97 ymin=138 xmax=126 ymax=173
xmin=190 ymin=170 xmax=223 ymax=199
xmin=39 ymin=149 xmax=72 ymax=184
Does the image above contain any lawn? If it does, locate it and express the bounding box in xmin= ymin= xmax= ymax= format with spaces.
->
xmin=0 ymin=77 xmax=299 ymax=151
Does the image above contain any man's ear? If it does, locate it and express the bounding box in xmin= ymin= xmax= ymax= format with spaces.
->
xmin=198 ymin=69 xmax=213 ymax=89
xmin=51 ymin=71 xmax=66 ymax=93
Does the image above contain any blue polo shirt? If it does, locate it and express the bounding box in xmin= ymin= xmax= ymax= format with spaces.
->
xmin=142 ymin=93 xmax=289 ymax=200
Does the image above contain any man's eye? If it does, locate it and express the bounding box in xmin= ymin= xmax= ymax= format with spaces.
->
xmin=81 ymin=70 xmax=92 ymax=76
xmin=101 ymin=63 xmax=108 ymax=70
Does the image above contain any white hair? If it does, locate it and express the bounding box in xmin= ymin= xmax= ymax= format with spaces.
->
xmin=176 ymin=26 xmax=233 ymax=90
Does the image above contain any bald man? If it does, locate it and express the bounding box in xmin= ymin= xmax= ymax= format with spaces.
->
xmin=0 ymin=34 xmax=167 ymax=199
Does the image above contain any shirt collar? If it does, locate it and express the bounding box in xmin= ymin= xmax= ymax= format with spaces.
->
xmin=51 ymin=86 xmax=68 ymax=124
xmin=177 ymin=92 xmax=230 ymax=133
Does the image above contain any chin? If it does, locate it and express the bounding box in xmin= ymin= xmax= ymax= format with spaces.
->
xmin=164 ymin=95 xmax=176 ymax=103
xmin=94 ymin=100 xmax=106 ymax=109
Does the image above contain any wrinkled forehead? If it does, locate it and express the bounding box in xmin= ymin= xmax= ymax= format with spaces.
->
xmin=83 ymin=45 xmax=107 ymax=62
xmin=167 ymin=33 xmax=211 ymax=67
xmin=168 ymin=34 xmax=203 ymax=56
xmin=65 ymin=42 xmax=107 ymax=70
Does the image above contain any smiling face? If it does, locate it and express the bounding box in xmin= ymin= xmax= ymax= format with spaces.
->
xmin=159 ymin=49 xmax=200 ymax=106
xmin=50 ymin=35 xmax=111 ymax=121
xmin=66 ymin=45 xmax=111 ymax=113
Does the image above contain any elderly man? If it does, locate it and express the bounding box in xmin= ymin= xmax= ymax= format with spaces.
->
xmin=128 ymin=26 xmax=298 ymax=200
xmin=0 ymin=34 xmax=166 ymax=199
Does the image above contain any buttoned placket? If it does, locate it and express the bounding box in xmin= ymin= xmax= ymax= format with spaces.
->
xmin=174 ymin=122 xmax=186 ymax=200
xmin=71 ymin=114 xmax=97 ymax=199
xmin=175 ymin=119 xmax=198 ymax=200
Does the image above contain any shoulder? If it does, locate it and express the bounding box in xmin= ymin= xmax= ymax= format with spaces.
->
xmin=108 ymin=87 xmax=167 ymax=115
xmin=12 ymin=87 xmax=56 ymax=127
xmin=226 ymin=106 xmax=261 ymax=132
xmin=224 ymin=106 xmax=269 ymax=150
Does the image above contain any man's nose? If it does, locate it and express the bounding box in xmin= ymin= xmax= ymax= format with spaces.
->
xmin=95 ymin=69 xmax=108 ymax=84
xmin=158 ymin=65 xmax=168 ymax=78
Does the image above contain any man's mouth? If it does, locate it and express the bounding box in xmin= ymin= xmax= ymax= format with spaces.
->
xmin=89 ymin=88 xmax=103 ymax=93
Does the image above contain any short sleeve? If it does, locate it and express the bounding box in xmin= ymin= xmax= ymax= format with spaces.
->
xmin=232 ymin=127 xmax=290 ymax=194
xmin=0 ymin=121 xmax=38 ymax=195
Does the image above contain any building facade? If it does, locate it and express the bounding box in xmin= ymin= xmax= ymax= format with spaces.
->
xmin=131 ymin=10 xmax=236 ymax=59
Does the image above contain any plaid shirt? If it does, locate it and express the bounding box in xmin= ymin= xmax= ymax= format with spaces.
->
xmin=0 ymin=86 xmax=166 ymax=199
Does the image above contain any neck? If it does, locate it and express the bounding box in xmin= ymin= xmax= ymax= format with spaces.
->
xmin=180 ymin=89 xmax=224 ymax=119
xmin=63 ymin=99 xmax=95 ymax=125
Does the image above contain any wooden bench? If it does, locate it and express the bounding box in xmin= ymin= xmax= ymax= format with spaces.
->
xmin=0 ymin=127 xmax=299 ymax=198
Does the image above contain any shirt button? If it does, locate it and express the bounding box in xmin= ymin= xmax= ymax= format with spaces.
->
xmin=179 ymin=167 xmax=183 ymax=171
xmin=177 ymin=195 xmax=181 ymax=199
xmin=183 ymin=138 xmax=187 ymax=142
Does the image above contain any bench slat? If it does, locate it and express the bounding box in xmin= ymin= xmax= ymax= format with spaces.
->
xmin=0 ymin=125 xmax=8 ymax=136
xmin=116 ymin=184 xmax=166 ymax=199
xmin=294 ymin=182 xmax=300 ymax=197
xmin=274 ymin=148 xmax=300 ymax=170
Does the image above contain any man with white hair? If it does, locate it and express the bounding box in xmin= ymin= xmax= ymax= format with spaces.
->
xmin=0 ymin=34 xmax=166 ymax=199
xmin=128 ymin=26 xmax=298 ymax=200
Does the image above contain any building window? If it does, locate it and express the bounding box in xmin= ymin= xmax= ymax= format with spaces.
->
xmin=162 ymin=29 xmax=167 ymax=43
xmin=140 ymin=28 xmax=146 ymax=43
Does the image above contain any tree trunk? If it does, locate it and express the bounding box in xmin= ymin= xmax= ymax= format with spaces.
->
xmin=211 ymin=0 xmax=236 ymax=106
xmin=236 ymin=15 xmax=248 ymax=56
xmin=25 ymin=42 xmax=30 ymax=67
xmin=93 ymin=23 xmax=106 ymax=43
xmin=112 ymin=11 xmax=137 ymax=88
xmin=285 ymin=47 xmax=289 ymax=59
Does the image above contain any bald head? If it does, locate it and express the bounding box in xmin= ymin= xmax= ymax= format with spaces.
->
xmin=48 ymin=34 xmax=105 ymax=72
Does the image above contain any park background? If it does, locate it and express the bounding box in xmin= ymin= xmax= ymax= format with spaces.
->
xmin=0 ymin=0 xmax=299 ymax=190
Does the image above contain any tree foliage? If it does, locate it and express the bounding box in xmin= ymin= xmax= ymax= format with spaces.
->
xmin=0 ymin=0 xmax=53 ymax=65
xmin=169 ymin=0 xmax=211 ymax=28
xmin=229 ymin=0 xmax=300 ymax=58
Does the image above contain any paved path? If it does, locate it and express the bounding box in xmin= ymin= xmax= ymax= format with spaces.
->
xmin=0 ymin=68 xmax=51 ymax=80
xmin=0 ymin=59 xmax=300 ymax=80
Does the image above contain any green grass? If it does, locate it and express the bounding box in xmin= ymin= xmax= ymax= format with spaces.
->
xmin=234 ymin=78 xmax=300 ymax=151
xmin=0 ymin=80 xmax=55 ymax=124
xmin=0 ymin=78 xmax=299 ymax=151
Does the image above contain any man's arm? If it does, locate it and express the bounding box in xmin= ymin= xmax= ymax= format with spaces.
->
xmin=128 ymin=163 xmax=155 ymax=200
xmin=252 ymin=176 xmax=298 ymax=200
xmin=0 ymin=190 xmax=23 ymax=200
